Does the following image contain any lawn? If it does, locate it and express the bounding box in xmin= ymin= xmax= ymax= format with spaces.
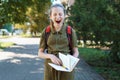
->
xmin=79 ymin=47 xmax=120 ymax=80
xmin=0 ymin=42 xmax=15 ymax=49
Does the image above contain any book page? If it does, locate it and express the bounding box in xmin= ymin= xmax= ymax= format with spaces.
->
xmin=67 ymin=54 xmax=80 ymax=71
xmin=48 ymin=63 xmax=70 ymax=72
xmin=48 ymin=53 xmax=79 ymax=72
xmin=59 ymin=53 xmax=70 ymax=70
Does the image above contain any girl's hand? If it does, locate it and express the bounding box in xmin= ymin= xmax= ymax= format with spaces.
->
xmin=49 ymin=54 xmax=62 ymax=65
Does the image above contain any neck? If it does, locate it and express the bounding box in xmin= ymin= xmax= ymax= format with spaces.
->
xmin=54 ymin=25 xmax=62 ymax=32
xmin=53 ymin=23 xmax=63 ymax=32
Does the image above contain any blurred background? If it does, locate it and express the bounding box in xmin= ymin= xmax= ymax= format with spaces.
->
xmin=0 ymin=0 xmax=120 ymax=80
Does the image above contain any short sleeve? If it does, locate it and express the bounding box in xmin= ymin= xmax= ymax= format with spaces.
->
xmin=39 ymin=29 xmax=46 ymax=50
xmin=72 ymin=29 xmax=78 ymax=47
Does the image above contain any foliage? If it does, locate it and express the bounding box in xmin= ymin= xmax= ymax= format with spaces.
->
xmin=68 ymin=0 xmax=120 ymax=62
xmin=0 ymin=0 xmax=51 ymax=35
xmin=0 ymin=0 xmax=32 ymax=24
xmin=79 ymin=47 xmax=106 ymax=63
xmin=26 ymin=0 xmax=51 ymax=35
xmin=79 ymin=47 xmax=120 ymax=80
xmin=0 ymin=42 xmax=15 ymax=49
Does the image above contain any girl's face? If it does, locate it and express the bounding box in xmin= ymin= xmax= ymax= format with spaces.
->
xmin=50 ymin=7 xmax=65 ymax=27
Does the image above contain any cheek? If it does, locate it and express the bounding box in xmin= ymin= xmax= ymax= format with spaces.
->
xmin=50 ymin=15 xmax=55 ymax=21
xmin=61 ymin=16 xmax=65 ymax=21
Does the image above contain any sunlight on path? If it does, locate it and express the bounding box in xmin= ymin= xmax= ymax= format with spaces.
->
xmin=0 ymin=37 xmax=41 ymax=64
xmin=0 ymin=37 xmax=40 ymax=45
xmin=0 ymin=52 xmax=39 ymax=63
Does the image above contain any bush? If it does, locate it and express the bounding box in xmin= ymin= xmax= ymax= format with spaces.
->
xmin=79 ymin=47 xmax=120 ymax=80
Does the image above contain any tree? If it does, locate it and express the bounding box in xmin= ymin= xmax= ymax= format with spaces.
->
xmin=26 ymin=0 xmax=50 ymax=35
xmin=68 ymin=0 xmax=120 ymax=62
xmin=0 ymin=0 xmax=51 ymax=34
xmin=107 ymin=0 xmax=120 ymax=62
xmin=0 ymin=0 xmax=33 ymax=24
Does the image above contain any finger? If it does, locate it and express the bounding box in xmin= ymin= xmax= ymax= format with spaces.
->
xmin=58 ymin=59 xmax=62 ymax=65
xmin=56 ymin=58 xmax=62 ymax=65
xmin=52 ymin=58 xmax=60 ymax=65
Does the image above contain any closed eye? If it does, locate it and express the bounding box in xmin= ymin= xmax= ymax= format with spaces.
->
xmin=59 ymin=13 xmax=62 ymax=16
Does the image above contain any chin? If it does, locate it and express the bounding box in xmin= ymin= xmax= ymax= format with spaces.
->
xmin=57 ymin=23 xmax=63 ymax=26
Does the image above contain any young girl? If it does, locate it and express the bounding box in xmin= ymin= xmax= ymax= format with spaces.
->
xmin=38 ymin=3 xmax=79 ymax=80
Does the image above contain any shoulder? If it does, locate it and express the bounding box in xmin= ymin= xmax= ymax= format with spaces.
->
xmin=41 ymin=25 xmax=50 ymax=33
xmin=67 ymin=25 xmax=76 ymax=33
xmin=41 ymin=26 xmax=48 ymax=37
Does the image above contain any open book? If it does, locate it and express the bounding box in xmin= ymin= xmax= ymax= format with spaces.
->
xmin=48 ymin=52 xmax=80 ymax=72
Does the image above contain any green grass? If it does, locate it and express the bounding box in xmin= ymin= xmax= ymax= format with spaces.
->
xmin=20 ymin=34 xmax=32 ymax=38
xmin=79 ymin=47 xmax=120 ymax=80
xmin=0 ymin=42 xmax=15 ymax=49
xmin=0 ymin=35 xmax=10 ymax=38
xmin=20 ymin=33 xmax=40 ymax=38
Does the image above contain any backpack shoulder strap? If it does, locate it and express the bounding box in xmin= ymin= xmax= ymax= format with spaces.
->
xmin=66 ymin=26 xmax=73 ymax=55
xmin=45 ymin=25 xmax=51 ymax=33
xmin=67 ymin=26 xmax=72 ymax=34
xmin=45 ymin=25 xmax=51 ymax=49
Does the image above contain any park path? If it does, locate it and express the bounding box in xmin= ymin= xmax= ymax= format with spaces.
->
xmin=0 ymin=37 xmax=105 ymax=80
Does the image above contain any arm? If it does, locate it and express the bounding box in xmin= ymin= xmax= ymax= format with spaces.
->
xmin=73 ymin=47 xmax=79 ymax=58
xmin=38 ymin=47 xmax=62 ymax=65
xmin=38 ymin=48 xmax=51 ymax=59
xmin=38 ymin=28 xmax=62 ymax=65
xmin=71 ymin=28 xmax=79 ymax=58
xmin=38 ymin=29 xmax=53 ymax=60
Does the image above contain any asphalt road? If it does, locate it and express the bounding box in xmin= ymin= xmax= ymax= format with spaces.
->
xmin=0 ymin=37 xmax=105 ymax=80
xmin=0 ymin=37 xmax=44 ymax=80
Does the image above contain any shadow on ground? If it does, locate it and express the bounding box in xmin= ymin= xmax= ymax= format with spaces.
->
xmin=0 ymin=43 xmax=105 ymax=80
xmin=0 ymin=44 xmax=44 ymax=80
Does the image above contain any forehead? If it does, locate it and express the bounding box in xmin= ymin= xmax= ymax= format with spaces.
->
xmin=51 ymin=7 xmax=64 ymax=13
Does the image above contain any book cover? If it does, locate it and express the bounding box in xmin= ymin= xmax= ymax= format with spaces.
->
xmin=48 ymin=52 xmax=80 ymax=72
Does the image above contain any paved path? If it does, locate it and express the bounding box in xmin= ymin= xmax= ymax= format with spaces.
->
xmin=0 ymin=37 xmax=105 ymax=80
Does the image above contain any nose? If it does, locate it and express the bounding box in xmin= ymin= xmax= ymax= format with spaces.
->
xmin=56 ymin=15 xmax=59 ymax=18
xmin=56 ymin=15 xmax=60 ymax=20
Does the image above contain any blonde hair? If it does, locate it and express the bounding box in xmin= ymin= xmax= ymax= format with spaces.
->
xmin=49 ymin=3 xmax=66 ymax=17
xmin=49 ymin=3 xmax=66 ymax=27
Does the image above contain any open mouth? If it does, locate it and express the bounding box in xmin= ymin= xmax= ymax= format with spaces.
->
xmin=56 ymin=21 xmax=61 ymax=24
